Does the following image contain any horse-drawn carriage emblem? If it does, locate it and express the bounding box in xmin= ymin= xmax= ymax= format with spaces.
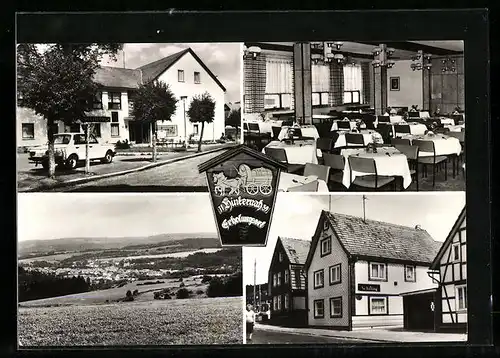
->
xmin=213 ymin=164 xmax=273 ymax=196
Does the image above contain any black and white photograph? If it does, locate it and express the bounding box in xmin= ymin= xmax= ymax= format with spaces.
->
xmin=17 ymin=194 xmax=243 ymax=346
xmin=17 ymin=42 xmax=242 ymax=193
xmin=243 ymin=193 xmax=467 ymax=344
xmin=242 ymin=41 xmax=465 ymax=192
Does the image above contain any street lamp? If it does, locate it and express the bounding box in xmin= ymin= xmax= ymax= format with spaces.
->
xmin=180 ymin=96 xmax=188 ymax=149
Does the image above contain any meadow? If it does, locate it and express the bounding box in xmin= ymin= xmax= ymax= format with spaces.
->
xmin=18 ymin=296 xmax=242 ymax=346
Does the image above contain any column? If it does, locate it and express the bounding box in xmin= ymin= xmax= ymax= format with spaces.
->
xmin=293 ymin=43 xmax=312 ymax=125
xmin=422 ymin=67 xmax=431 ymax=111
xmin=373 ymin=44 xmax=388 ymax=115
xmin=328 ymin=61 xmax=344 ymax=107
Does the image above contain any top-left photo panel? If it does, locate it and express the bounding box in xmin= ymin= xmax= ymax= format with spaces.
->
xmin=17 ymin=43 xmax=243 ymax=192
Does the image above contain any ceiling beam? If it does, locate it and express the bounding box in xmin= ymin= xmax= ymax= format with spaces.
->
xmin=354 ymin=41 xmax=463 ymax=56
xmin=244 ymin=42 xmax=374 ymax=60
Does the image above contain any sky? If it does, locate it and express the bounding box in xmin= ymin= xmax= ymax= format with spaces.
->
xmin=17 ymin=193 xmax=217 ymax=242
xmin=243 ymin=192 xmax=466 ymax=285
xmin=100 ymin=43 xmax=242 ymax=103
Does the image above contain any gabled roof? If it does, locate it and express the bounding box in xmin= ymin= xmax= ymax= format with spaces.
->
xmin=278 ymin=237 xmax=311 ymax=265
xmin=306 ymin=211 xmax=442 ymax=269
xmin=137 ymin=48 xmax=226 ymax=92
xmin=198 ymin=144 xmax=287 ymax=173
xmin=430 ymin=207 xmax=466 ymax=270
xmin=94 ymin=66 xmax=142 ymax=89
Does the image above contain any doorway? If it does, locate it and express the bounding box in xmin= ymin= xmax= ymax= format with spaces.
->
xmin=129 ymin=122 xmax=151 ymax=144
xmin=403 ymin=291 xmax=436 ymax=331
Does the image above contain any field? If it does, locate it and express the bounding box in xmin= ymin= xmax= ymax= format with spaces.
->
xmin=18 ymin=297 xmax=243 ymax=346
xmin=19 ymin=276 xmax=208 ymax=307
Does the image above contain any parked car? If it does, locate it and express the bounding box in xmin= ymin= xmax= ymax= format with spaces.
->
xmin=28 ymin=133 xmax=116 ymax=170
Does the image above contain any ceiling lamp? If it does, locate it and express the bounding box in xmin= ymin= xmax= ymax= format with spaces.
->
xmin=410 ymin=50 xmax=432 ymax=71
xmin=243 ymin=46 xmax=261 ymax=60
xmin=441 ymin=57 xmax=456 ymax=72
xmin=313 ymin=41 xmax=346 ymax=64
xmin=371 ymin=44 xmax=395 ymax=68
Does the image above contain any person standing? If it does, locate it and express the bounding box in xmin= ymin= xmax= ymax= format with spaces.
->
xmin=245 ymin=304 xmax=256 ymax=342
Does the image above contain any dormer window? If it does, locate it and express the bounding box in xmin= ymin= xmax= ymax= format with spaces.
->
xmin=278 ymin=252 xmax=283 ymax=262
xmin=323 ymin=220 xmax=329 ymax=231
xmin=320 ymin=236 xmax=331 ymax=257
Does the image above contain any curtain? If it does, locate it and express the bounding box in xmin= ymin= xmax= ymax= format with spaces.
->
xmin=312 ymin=64 xmax=330 ymax=92
xmin=265 ymin=58 xmax=293 ymax=94
xmin=343 ymin=64 xmax=363 ymax=91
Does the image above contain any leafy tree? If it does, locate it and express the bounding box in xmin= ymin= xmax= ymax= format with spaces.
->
xmin=176 ymin=288 xmax=190 ymax=299
xmin=225 ymin=108 xmax=241 ymax=128
xmin=17 ymin=43 xmax=122 ymax=177
xmin=187 ymin=92 xmax=216 ymax=153
xmin=130 ymin=80 xmax=177 ymax=162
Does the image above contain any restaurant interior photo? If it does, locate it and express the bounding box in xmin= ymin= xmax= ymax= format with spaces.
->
xmin=242 ymin=41 xmax=465 ymax=192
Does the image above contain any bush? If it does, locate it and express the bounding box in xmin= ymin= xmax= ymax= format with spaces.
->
xmin=179 ymin=282 xmax=185 ymax=288
xmin=126 ymin=290 xmax=132 ymax=298
xmin=207 ymin=272 xmax=242 ymax=298
xmin=196 ymin=289 xmax=205 ymax=295
xmin=176 ymin=288 xmax=190 ymax=299
xmin=115 ymin=139 xmax=131 ymax=149
xmin=201 ymin=275 xmax=212 ymax=283
xmin=153 ymin=292 xmax=160 ymax=300
xmin=133 ymin=289 xmax=139 ymax=296
xmin=123 ymin=295 xmax=134 ymax=302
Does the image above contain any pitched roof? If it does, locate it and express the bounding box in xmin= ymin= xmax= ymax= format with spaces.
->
xmin=311 ymin=211 xmax=441 ymax=266
xmin=137 ymin=48 xmax=226 ymax=92
xmin=94 ymin=66 xmax=142 ymax=89
xmin=430 ymin=207 xmax=466 ymax=270
xmin=279 ymin=237 xmax=311 ymax=265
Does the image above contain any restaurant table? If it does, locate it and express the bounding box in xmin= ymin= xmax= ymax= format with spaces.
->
xmin=444 ymin=124 xmax=465 ymax=132
xmin=419 ymin=111 xmax=431 ymax=118
xmin=332 ymin=130 xmax=383 ymax=149
xmin=263 ymin=139 xmax=318 ymax=165
xmin=278 ymin=173 xmax=329 ymax=192
xmin=331 ymin=120 xmax=358 ymax=131
xmin=376 ymin=115 xmax=404 ymax=125
xmin=243 ymin=119 xmax=283 ymax=134
xmin=277 ymin=125 xmax=320 ymax=141
xmin=392 ymin=122 xmax=428 ymax=136
xmin=341 ymin=146 xmax=412 ymax=189
xmin=438 ymin=117 xmax=455 ymax=125
xmin=400 ymin=134 xmax=462 ymax=157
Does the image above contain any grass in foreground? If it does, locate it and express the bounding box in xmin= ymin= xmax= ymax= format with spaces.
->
xmin=18 ymin=296 xmax=242 ymax=346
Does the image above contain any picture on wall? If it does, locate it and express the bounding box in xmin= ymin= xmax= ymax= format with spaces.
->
xmin=390 ymin=76 xmax=400 ymax=91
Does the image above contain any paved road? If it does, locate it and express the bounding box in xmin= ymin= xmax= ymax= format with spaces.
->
xmin=247 ymin=330 xmax=365 ymax=344
xmin=50 ymin=149 xmax=225 ymax=192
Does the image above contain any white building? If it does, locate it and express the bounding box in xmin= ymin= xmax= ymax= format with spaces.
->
xmin=304 ymin=210 xmax=441 ymax=330
xmin=17 ymin=48 xmax=226 ymax=148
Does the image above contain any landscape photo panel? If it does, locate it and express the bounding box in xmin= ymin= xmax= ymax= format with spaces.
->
xmin=17 ymin=193 xmax=243 ymax=346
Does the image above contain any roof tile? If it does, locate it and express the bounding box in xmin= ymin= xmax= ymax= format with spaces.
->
xmin=279 ymin=237 xmax=311 ymax=265
xmin=94 ymin=66 xmax=142 ymax=89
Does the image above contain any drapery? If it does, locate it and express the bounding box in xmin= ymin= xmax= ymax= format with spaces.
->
xmin=265 ymin=57 xmax=293 ymax=94
xmin=343 ymin=64 xmax=363 ymax=91
xmin=312 ymin=64 xmax=330 ymax=92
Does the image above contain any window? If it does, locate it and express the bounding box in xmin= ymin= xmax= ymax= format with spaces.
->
xmin=294 ymin=269 xmax=303 ymax=289
xmin=273 ymin=296 xmax=278 ymax=311
xmin=272 ymin=273 xmax=277 ymax=287
xmin=92 ymin=124 xmax=101 ymax=138
xmin=369 ymin=262 xmax=387 ymax=281
xmin=313 ymin=269 xmax=324 ymax=289
xmin=312 ymin=92 xmax=329 ymax=106
xmin=313 ymin=299 xmax=324 ymax=318
xmin=74 ymin=133 xmax=98 ymax=145
xmin=108 ymin=92 xmax=121 ymax=110
xmin=22 ymin=123 xmax=35 ymax=139
xmin=369 ymin=297 xmax=388 ymax=315
xmin=64 ymin=123 xmax=81 ymax=133
xmin=329 ymin=264 xmax=341 ymax=285
xmin=329 ymin=297 xmax=342 ymax=318
xmin=111 ymin=112 xmax=120 ymax=137
xmin=265 ymin=57 xmax=293 ymax=110
xmin=320 ymin=236 xmax=331 ymax=257
xmin=323 ymin=220 xmax=329 ymax=231
xmin=157 ymin=124 xmax=178 ymax=137
xmin=277 ymin=295 xmax=282 ymax=310
xmin=193 ymin=124 xmax=199 ymax=135
xmin=93 ymin=92 xmax=103 ymax=109
xmin=404 ymin=265 xmax=416 ymax=282
xmin=178 ymin=70 xmax=185 ymax=82
xmin=284 ymin=270 xmax=289 ymax=284
xmin=279 ymin=252 xmax=283 ymax=262
xmin=194 ymin=71 xmax=200 ymax=84
xmin=343 ymin=64 xmax=362 ymax=104
xmin=54 ymin=134 xmax=71 ymax=145
xmin=284 ymin=294 xmax=289 ymax=310
xmin=277 ymin=272 xmax=282 ymax=286
xmin=452 ymin=243 xmax=461 ymax=262
xmin=456 ymin=285 xmax=467 ymax=311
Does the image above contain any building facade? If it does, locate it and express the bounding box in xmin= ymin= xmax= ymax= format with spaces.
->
xmin=429 ymin=207 xmax=467 ymax=332
xmin=17 ymin=48 xmax=226 ymax=149
xmin=268 ymin=237 xmax=310 ymax=326
xmin=304 ymin=211 xmax=441 ymax=330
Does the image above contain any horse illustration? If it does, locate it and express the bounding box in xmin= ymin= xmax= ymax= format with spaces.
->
xmin=213 ymin=172 xmax=242 ymax=196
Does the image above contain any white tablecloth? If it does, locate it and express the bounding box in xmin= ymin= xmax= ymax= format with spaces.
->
xmin=331 ymin=120 xmax=358 ymax=131
xmin=244 ymin=120 xmax=283 ymax=134
xmin=263 ymin=140 xmax=318 ymax=165
xmin=444 ymin=124 xmax=465 ymax=132
xmin=439 ymin=117 xmax=455 ymax=125
xmin=400 ymin=134 xmax=462 ymax=157
xmin=341 ymin=147 xmax=412 ymax=189
xmin=392 ymin=123 xmax=428 ymax=137
xmin=419 ymin=111 xmax=430 ymax=118
xmin=277 ymin=125 xmax=320 ymax=141
xmin=333 ymin=130 xmax=382 ymax=149
xmin=279 ymin=173 xmax=329 ymax=192
xmin=376 ymin=115 xmax=404 ymax=125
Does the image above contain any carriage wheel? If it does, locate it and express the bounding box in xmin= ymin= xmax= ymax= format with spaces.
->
xmin=214 ymin=186 xmax=224 ymax=196
xmin=259 ymin=184 xmax=272 ymax=196
xmin=246 ymin=183 xmax=259 ymax=195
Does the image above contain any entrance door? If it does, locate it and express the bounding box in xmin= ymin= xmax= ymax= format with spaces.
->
xmin=129 ymin=122 xmax=150 ymax=144
xmin=404 ymin=292 xmax=435 ymax=331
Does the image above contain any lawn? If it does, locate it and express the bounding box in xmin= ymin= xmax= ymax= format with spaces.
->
xmin=18 ymin=296 xmax=243 ymax=346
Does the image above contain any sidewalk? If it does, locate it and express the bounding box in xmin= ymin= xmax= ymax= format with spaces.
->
xmin=255 ymin=323 xmax=467 ymax=343
xmin=18 ymin=143 xmax=234 ymax=192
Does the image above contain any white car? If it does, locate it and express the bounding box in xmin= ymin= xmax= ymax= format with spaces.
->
xmin=28 ymin=133 xmax=116 ymax=170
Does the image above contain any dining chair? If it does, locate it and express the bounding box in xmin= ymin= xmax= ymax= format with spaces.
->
xmin=316 ymin=137 xmax=333 ymax=164
xmin=287 ymin=180 xmax=319 ymax=192
xmin=345 ymin=133 xmax=365 ymax=147
xmin=264 ymin=147 xmax=304 ymax=174
xmin=337 ymin=121 xmax=352 ymax=130
xmin=394 ymin=124 xmax=411 ymax=136
xmin=377 ymin=116 xmax=390 ymax=123
xmin=303 ymin=163 xmax=331 ymax=183
xmin=322 ymin=153 xmax=346 ymax=188
xmin=451 ymin=114 xmax=463 ymax=125
xmin=248 ymin=123 xmax=261 ymax=134
xmin=377 ymin=123 xmax=393 ymax=144
xmin=394 ymin=144 xmax=420 ymax=191
xmin=413 ymin=139 xmax=448 ymax=188
xmin=347 ymin=156 xmax=396 ymax=191
xmin=444 ymin=131 xmax=465 ymax=177
xmin=391 ymin=138 xmax=411 ymax=146
xmin=271 ymin=126 xmax=282 ymax=140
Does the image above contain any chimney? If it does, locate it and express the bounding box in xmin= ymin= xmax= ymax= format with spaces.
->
xmin=415 ymin=225 xmax=422 ymax=230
